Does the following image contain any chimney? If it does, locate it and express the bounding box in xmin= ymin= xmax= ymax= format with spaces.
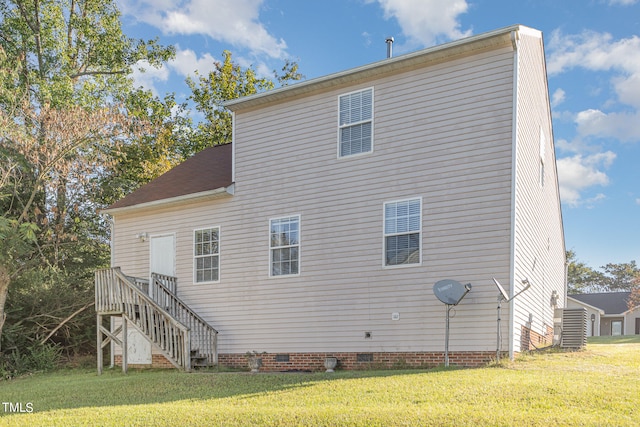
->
xmin=386 ymin=37 xmax=394 ymax=58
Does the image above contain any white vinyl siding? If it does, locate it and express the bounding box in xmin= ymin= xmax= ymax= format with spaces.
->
xmin=539 ymin=127 xmax=546 ymax=188
xmin=384 ymin=198 xmax=421 ymax=266
xmin=338 ymin=88 xmax=373 ymax=157
xmin=270 ymin=216 xmax=300 ymax=276
xmin=114 ymin=46 xmax=517 ymax=355
xmin=511 ymin=31 xmax=566 ymax=355
xmin=194 ymin=227 xmax=219 ymax=283
xmin=111 ymin=33 xmax=568 ymax=358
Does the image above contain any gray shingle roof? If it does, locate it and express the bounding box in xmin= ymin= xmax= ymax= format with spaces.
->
xmin=107 ymin=143 xmax=233 ymax=211
xmin=569 ymin=292 xmax=632 ymax=315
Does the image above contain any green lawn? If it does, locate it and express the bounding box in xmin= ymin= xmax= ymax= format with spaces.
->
xmin=1 ymin=336 xmax=639 ymax=426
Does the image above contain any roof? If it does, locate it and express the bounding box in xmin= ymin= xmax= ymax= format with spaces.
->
xmin=224 ymin=24 xmax=540 ymax=112
xmin=568 ymin=292 xmax=632 ymax=315
xmin=104 ymin=143 xmax=233 ymax=213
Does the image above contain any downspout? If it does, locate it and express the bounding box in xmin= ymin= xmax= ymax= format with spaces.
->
xmin=508 ymin=28 xmax=520 ymax=360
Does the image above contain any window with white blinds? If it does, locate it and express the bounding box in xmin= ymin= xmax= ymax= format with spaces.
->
xmin=338 ymin=88 xmax=373 ymax=157
xmin=384 ymin=198 xmax=421 ymax=266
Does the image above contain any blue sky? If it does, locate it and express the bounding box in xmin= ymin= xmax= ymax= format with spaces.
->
xmin=117 ymin=0 xmax=640 ymax=270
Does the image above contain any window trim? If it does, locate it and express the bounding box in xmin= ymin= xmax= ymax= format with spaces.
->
xmin=269 ymin=215 xmax=301 ymax=278
xmin=193 ymin=226 xmax=221 ymax=284
xmin=382 ymin=197 xmax=422 ymax=268
xmin=337 ymin=87 xmax=374 ymax=158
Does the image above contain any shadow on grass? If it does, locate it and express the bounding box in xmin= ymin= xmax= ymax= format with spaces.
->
xmin=0 ymin=365 xmax=459 ymax=414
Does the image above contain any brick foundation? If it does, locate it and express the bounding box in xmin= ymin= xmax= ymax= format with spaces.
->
xmin=219 ymin=351 xmax=497 ymax=372
xmin=520 ymin=325 xmax=554 ymax=351
xmin=113 ymin=354 xmax=175 ymax=369
xmin=114 ymin=351 xmax=498 ymax=371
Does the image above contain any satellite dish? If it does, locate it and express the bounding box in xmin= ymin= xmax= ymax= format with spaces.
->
xmin=492 ymin=277 xmax=532 ymax=362
xmin=433 ymin=279 xmax=472 ymax=306
xmin=433 ymin=279 xmax=472 ymax=368
xmin=492 ymin=277 xmax=509 ymax=301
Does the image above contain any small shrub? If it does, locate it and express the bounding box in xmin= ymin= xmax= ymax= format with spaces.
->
xmin=0 ymin=342 xmax=62 ymax=379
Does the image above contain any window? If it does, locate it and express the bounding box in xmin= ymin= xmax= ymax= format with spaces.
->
xmin=194 ymin=227 xmax=219 ymax=283
xmin=270 ymin=216 xmax=300 ymax=276
xmin=338 ymin=88 xmax=373 ymax=157
xmin=384 ymin=198 xmax=421 ymax=266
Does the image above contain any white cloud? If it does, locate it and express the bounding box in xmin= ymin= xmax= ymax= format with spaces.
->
xmin=551 ymin=88 xmax=566 ymax=108
xmin=547 ymin=31 xmax=640 ymax=111
xmin=131 ymin=60 xmax=170 ymax=95
xmin=575 ymin=109 xmax=640 ymax=142
xmin=547 ymin=31 xmax=640 ymax=75
xmin=123 ymin=0 xmax=287 ymax=58
xmin=169 ymin=48 xmax=218 ymax=78
xmin=556 ymin=152 xmax=616 ymax=207
xmin=613 ymin=73 xmax=640 ymax=108
xmin=369 ymin=0 xmax=471 ymax=46
xmin=608 ymin=0 xmax=638 ymax=5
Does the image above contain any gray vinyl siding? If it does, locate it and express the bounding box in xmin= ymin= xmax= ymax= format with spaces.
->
xmin=511 ymin=31 xmax=566 ymax=353
xmin=110 ymin=39 xmax=560 ymax=356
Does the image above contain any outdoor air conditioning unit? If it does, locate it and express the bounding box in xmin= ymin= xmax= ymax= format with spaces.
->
xmin=554 ymin=308 xmax=587 ymax=349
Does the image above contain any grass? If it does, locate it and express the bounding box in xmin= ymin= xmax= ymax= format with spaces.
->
xmin=1 ymin=336 xmax=639 ymax=426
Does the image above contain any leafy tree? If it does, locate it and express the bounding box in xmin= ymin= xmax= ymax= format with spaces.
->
xmin=98 ymin=90 xmax=193 ymax=205
xmin=566 ymin=250 xmax=604 ymax=294
xmin=101 ymin=52 xmax=303 ymax=203
xmin=567 ymin=251 xmax=640 ymax=294
xmin=628 ymin=279 xmax=640 ymax=311
xmin=0 ymin=0 xmax=173 ymax=360
xmin=599 ymin=261 xmax=640 ymax=292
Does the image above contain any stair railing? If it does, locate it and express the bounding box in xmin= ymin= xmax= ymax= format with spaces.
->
xmin=150 ymin=273 xmax=218 ymax=366
xmin=95 ymin=267 xmax=191 ymax=370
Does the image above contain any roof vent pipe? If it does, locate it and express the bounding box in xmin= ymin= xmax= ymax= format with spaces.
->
xmin=386 ymin=36 xmax=394 ymax=58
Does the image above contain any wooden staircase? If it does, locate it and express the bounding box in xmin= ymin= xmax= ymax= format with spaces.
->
xmin=95 ymin=267 xmax=218 ymax=373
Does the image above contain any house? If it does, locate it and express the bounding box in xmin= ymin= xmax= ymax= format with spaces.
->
xmin=568 ymin=293 xmax=640 ymax=336
xmin=95 ymin=24 xmax=566 ymax=372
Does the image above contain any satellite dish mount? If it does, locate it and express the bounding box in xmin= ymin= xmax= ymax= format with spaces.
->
xmin=492 ymin=277 xmax=531 ymax=362
xmin=433 ymin=279 xmax=472 ymax=367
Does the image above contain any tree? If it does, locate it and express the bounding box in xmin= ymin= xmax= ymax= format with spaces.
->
xmin=628 ymin=278 xmax=640 ymax=311
xmin=0 ymin=0 xmax=172 ymax=354
xmin=97 ymin=90 xmax=193 ymax=205
xmin=566 ymin=251 xmax=640 ymax=294
xmin=566 ymin=250 xmax=604 ymax=294
xmin=100 ymin=52 xmax=303 ymax=205
xmin=599 ymin=261 xmax=640 ymax=292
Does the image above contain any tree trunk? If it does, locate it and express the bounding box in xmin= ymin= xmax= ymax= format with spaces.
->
xmin=0 ymin=265 xmax=10 ymax=351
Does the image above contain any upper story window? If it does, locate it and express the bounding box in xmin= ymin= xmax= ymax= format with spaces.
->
xmin=194 ymin=227 xmax=220 ymax=283
xmin=384 ymin=198 xmax=421 ymax=267
xmin=338 ymin=88 xmax=373 ymax=157
xmin=270 ymin=216 xmax=300 ymax=276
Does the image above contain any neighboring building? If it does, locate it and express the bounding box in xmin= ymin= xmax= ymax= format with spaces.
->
xmin=96 ymin=24 xmax=566 ymax=372
xmin=568 ymin=292 xmax=640 ymax=336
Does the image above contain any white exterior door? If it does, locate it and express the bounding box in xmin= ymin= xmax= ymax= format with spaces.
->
xmin=150 ymin=234 xmax=176 ymax=278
